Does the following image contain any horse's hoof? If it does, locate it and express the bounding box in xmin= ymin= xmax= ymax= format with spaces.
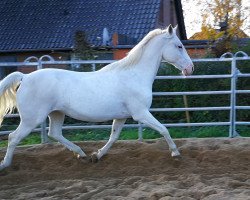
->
xmin=90 ymin=152 xmax=99 ymax=163
xmin=77 ymin=155 xmax=89 ymax=163
xmin=0 ymin=162 xmax=6 ymax=171
xmin=171 ymin=150 xmax=181 ymax=158
xmin=173 ymin=155 xmax=182 ymax=161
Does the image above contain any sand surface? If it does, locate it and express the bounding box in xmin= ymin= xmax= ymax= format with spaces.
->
xmin=0 ymin=138 xmax=249 ymax=200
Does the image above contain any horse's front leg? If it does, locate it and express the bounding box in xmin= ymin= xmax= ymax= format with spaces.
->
xmin=132 ymin=109 xmax=180 ymax=157
xmin=91 ymin=118 xmax=126 ymax=162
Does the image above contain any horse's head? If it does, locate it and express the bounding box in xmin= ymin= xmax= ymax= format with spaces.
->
xmin=162 ymin=25 xmax=194 ymax=76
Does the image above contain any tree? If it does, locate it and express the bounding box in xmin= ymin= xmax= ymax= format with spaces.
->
xmin=73 ymin=31 xmax=94 ymax=60
xmin=187 ymin=0 xmax=249 ymax=56
xmin=190 ymin=15 xmax=224 ymax=40
xmin=201 ymin=0 xmax=248 ymax=39
xmin=188 ymin=0 xmax=249 ymax=40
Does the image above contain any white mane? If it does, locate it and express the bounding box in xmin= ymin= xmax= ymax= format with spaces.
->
xmin=102 ymin=29 xmax=166 ymax=71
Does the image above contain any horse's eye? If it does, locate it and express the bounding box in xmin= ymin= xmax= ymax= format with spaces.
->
xmin=177 ymin=45 xmax=183 ymax=49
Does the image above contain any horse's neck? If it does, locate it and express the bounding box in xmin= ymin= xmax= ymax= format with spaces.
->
xmin=133 ymin=37 xmax=163 ymax=86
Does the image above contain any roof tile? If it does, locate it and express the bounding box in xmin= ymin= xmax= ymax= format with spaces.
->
xmin=0 ymin=0 xmax=161 ymax=51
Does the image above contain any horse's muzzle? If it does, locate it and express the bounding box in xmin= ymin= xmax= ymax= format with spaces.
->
xmin=182 ymin=64 xmax=194 ymax=76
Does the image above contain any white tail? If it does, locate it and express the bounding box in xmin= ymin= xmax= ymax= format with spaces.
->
xmin=0 ymin=72 xmax=24 ymax=126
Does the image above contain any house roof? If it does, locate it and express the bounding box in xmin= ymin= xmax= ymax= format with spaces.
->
xmin=0 ymin=0 xmax=185 ymax=53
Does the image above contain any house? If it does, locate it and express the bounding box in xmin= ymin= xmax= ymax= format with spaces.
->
xmin=186 ymin=26 xmax=250 ymax=58
xmin=0 ymin=0 xmax=187 ymax=78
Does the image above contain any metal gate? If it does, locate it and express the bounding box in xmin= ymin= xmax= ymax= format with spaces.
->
xmin=0 ymin=52 xmax=249 ymax=142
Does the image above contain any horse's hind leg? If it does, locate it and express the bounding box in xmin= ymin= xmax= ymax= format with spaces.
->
xmin=0 ymin=122 xmax=34 ymax=170
xmin=48 ymin=111 xmax=87 ymax=158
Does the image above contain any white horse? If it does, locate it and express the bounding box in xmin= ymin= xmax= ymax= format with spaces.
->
xmin=0 ymin=25 xmax=193 ymax=170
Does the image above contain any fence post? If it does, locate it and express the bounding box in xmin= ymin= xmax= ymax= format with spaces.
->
xmin=40 ymin=122 xmax=48 ymax=143
xmin=91 ymin=63 xmax=96 ymax=71
xmin=37 ymin=56 xmax=56 ymax=143
xmin=24 ymin=56 xmax=48 ymax=143
xmin=229 ymin=56 xmax=237 ymax=138
xmin=138 ymin=122 xmax=143 ymax=141
xmin=37 ymin=59 xmax=48 ymax=143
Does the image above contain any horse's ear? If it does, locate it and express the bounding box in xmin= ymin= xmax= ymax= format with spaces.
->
xmin=167 ymin=24 xmax=173 ymax=34
xmin=173 ymin=25 xmax=178 ymax=33
xmin=166 ymin=24 xmax=174 ymax=37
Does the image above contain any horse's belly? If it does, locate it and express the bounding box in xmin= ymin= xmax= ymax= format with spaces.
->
xmin=61 ymin=101 xmax=130 ymax=122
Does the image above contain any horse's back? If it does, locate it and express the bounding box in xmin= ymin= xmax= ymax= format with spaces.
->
xmin=16 ymin=68 xmax=130 ymax=122
xmin=18 ymin=68 xmax=76 ymax=97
